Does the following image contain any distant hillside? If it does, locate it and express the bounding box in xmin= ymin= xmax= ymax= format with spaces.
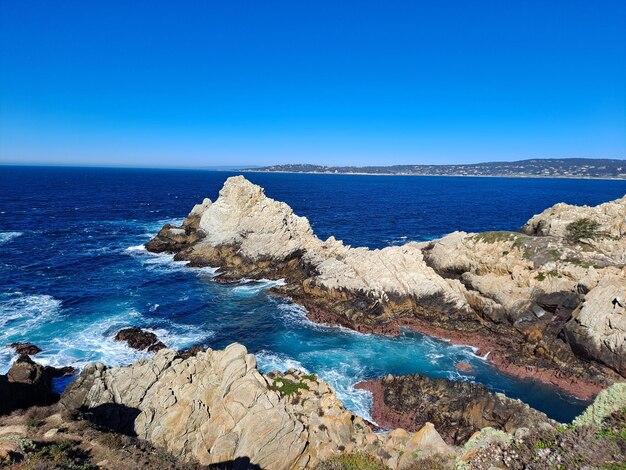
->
xmin=243 ymin=158 xmax=626 ymax=179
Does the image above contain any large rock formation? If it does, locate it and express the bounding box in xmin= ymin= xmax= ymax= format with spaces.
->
xmin=356 ymin=374 xmax=556 ymax=445
xmin=0 ymin=355 xmax=74 ymax=415
xmin=60 ymin=344 xmax=455 ymax=469
xmin=146 ymin=176 xmax=626 ymax=397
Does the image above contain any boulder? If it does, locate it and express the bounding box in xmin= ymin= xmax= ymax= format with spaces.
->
xmin=564 ymin=276 xmax=626 ymax=376
xmin=114 ymin=327 xmax=166 ymax=352
xmin=0 ymin=355 xmax=74 ymax=415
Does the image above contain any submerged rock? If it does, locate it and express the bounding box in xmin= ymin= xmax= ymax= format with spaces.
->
xmin=356 ymin=373 xmax=556 ymax=445
xmin=114 ymin=327 xmax=166 ymax=352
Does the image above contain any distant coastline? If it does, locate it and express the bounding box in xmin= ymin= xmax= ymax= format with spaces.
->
xmin=240 ymin=158 xmax=626 ymax=180
xmin=240 ymin=169 xmax=626 ymax=181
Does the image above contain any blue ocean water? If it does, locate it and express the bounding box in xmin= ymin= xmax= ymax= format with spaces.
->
xmin=2 ymin=166 xmax=626 ymax=423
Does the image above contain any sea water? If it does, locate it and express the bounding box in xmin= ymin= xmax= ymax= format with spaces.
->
xmin=2 ymin=166 xmax=626 ymax=422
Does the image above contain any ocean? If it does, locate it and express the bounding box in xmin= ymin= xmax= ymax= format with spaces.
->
xmin=2 ymin=166 xmax=626 ymax=423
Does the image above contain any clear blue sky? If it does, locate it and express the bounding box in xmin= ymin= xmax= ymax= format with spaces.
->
xmin=1 ymin=0 xmax=625 ymax=167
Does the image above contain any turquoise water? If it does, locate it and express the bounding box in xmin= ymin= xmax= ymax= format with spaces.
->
xmin=2 ymin=166 xmax=625 ymax=422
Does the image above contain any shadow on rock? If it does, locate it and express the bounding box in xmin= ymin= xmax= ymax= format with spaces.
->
xmin=82 ymin=403 xmax=141 ymax=436
xmin=207 ymin=457 xmax=262 ymax=470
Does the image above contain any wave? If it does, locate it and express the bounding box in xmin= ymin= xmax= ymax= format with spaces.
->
xmin=256 ymin=350 xmax=309 ymax=374
xmin=230 ymin=278 xmax=286 ymax=295
xmin=124 ymin=243 xmax=218 ymax=277
xmin=0 ymin=231 xmax=23 ymax=245
xmin=275 ymin=300 xmax=374 ymax=338
xmin=0 ymin=292 xmax=62 ymax=343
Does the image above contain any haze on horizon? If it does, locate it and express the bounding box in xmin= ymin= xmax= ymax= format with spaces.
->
xmin=1 ymin=1 xmax=625 ymax=168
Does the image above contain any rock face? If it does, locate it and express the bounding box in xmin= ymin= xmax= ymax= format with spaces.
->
xmin=521 ymin=195 xmax=626 ymax=240
xmin=356 ymin=374 xmax=555 ymax=445
xmin=564 ymin=275 xmax=626 ymax=376
xmin=60 ymin=344 xmax=455 ymax=469
xmin=146 ymin=176 xmax=626 ymax=397
xmin=114 ymin=327 xmax=166 ymax=352
xmin=0 ymin=355 xmax=74 ymax=415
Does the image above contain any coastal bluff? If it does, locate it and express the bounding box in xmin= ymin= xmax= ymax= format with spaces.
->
xmin=59 ymin=344 xmax=457 ymax=469
xmin=147 ymin=176 xmax=626 ymax=397
xmin=2 ymin=344 xmax=620 ymax=469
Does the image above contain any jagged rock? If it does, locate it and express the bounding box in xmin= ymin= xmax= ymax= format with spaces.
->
xmin=356 ymin=373 xmax=556 ymax=445
xmin=0 ymin=355 xmax=74 ymax=415
xmin=9 ymin=342 xmax=42 ymax=356
xmin=114 ymin=327 xmax=166 ymax=352
xmin=564 ymin=276 xmax=626 ymax=376
xmin=146 ymin=176 xmax=626 ymax=397
xmin=522 ymin=196 xmax=626 ymax=240
xmin=60 ymin=344 xmax=454 ymax=469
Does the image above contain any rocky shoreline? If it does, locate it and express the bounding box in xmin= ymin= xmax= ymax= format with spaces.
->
xmin=1 ymin=343 xmax=625 ymax=469
xmin=145 ymin=176 xmax=626 ymax=401
xmin=355 ymin=373 xmax=556 ymax=445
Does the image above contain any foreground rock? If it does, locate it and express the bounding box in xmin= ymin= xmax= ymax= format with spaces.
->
xmin=146 ymin=176 xmax=625 ymax=397
xmin=114 ymin=327 xmax=166 ymax=352
xmin=2 ymin=347 xmax=624 ymax=469
xmin=60 ymin=344 xmax=455 ymax=469
xmin=356 ymin=374 xmax=555 ymax=445
xmin=0 ymin=355 xmax=74 ymax=415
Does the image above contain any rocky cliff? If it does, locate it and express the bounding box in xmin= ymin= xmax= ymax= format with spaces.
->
xmin=60 ymin=344 xmax=455 ymax=469
xmin=2 ymin=345 xmax=625 ymax=469
xmin=146 ymin=176 xmax=626 ymax=398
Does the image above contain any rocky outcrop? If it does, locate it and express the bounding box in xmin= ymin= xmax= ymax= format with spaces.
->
xmin=146 ymin=176 xmax=626 ymax=397
xmin=356 ymin=374 xmax=555 ymax=445
xmin=521 ymin=195 xmax=626 ymax=240
xmin=564 ymin=276 xmax=626 ymax=376
xmin=60 ymin=344 xmax=455 ymax=469
xmin=8 ymin=342 xmax=42 ymax=356
xmin=0 ymin=355 xmax=75 ymax=415
xmin=114 ymin=327 xmax=166 ymax=352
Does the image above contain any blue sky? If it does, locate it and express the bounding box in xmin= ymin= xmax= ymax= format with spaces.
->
xmin=1 ymin=1 xmax=625 ymax=167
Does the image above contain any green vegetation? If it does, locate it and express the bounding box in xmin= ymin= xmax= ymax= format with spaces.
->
xmin=535 ymin=272 xmax=546 ymax=281
xmin=19 ymin=440 xmax=97 ymax=470
xmin=565 ymin=218 xmax=604 ymax=243
xmin=25 ymin=418 xmax=40 ymax=428
xmin=472 ymin=231 xmax=519 ymax=244
xmin=566 ymin=257 xmax=595 ymax=269
xmin=470 ymin=407 xmax=626 ymax=469
xmin=315 ymin=452 xmax=390 ymax=470
xmin=301 ymin=373 xmax=317 ymax=382
xmin=269 ymin=376 xmax=310 ymax=396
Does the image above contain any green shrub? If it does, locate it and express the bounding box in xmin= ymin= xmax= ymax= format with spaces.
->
xmin=269 ymin=377 xmax=310 ymax=396
xmin=315 ymin=452 xmax=390 ymax=470
xmin=565 ymin=218 xmax=602 ymax=242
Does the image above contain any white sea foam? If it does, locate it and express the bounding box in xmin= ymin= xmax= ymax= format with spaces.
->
xmin=320 ymin=367 xmax=375 ymax=423
xmin=230 ymin=278 xmax=286 ymax=295
xmin=0 ymin=231 xmax=23 ymax=245
xmin=256 ymin=350 xmax=309 ymax=373
xmin=125 ymin=244 xmax=147 ymax=253
xmin=0 ymin=293 xmax=62 ymax=343
xmin=147 ymin=325 xmax=214 ymax=351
